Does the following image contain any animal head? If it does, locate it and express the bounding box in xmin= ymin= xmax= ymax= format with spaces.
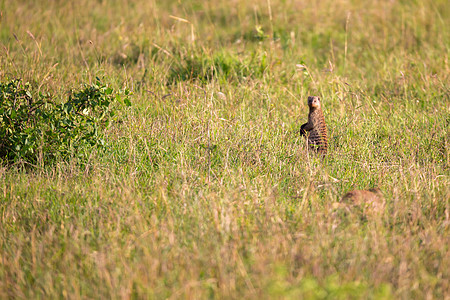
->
xmin=307 ymin=96 xmax=321 ymax=109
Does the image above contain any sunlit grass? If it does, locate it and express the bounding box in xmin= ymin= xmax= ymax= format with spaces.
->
xmin=0 ymin=0 xmax=449 ymax=298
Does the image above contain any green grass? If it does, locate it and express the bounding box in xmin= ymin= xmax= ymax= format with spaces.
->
xmin=1 ymin=0 xmax=449 ymax=298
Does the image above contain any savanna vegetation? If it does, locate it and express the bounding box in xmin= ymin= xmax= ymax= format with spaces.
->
xmin=0 ymin=0 xmax=449 ymax=298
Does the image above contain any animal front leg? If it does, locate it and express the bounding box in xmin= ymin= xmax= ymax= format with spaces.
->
xmin=300 ymin=122 xmax=312 ymax=136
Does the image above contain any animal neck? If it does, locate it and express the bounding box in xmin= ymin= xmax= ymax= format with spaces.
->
xmin=309 ymin=107 xmax=321 ymax=114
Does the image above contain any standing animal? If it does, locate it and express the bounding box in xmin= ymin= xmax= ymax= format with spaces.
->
xmin=300 ymin=96 xmax=328 ymax=155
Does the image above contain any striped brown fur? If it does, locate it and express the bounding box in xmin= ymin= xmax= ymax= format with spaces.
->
xmin=300 ymin=96 xmax=328 ymax=155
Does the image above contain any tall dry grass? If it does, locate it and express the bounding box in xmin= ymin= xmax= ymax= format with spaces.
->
xmin=0 ymin=0 xmax=449 ymax=298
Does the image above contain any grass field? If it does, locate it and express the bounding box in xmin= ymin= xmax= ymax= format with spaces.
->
xmin=1 ymin=0 xmax=449 ymax=298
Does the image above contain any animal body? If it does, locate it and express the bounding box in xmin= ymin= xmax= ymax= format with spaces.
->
xmin=300 ymin=96 xmax=328 ymax=155
xmin=332 ymin=188 xmax=385 ymax=221
xmin=341 ymin=188 xmax=385 ymax=215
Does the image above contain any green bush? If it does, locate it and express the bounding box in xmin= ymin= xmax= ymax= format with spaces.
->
xmin=0 ymin=78 xmax=129 ymax=165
